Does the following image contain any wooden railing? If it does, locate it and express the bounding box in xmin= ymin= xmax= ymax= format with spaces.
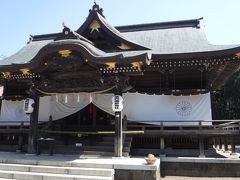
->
xmin=126 ymin=120 xmax=240 ymax=136
xmin=128 ymin=119 xmax=240 ymax=128
xmin=0 ymin=121 xmax=47 ymax=127
xmin=0 ymin=119 xmax=239 ymax=137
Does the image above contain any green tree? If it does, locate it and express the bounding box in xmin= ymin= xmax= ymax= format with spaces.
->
xmin=212 ymin=70 xmax=240 ymax=119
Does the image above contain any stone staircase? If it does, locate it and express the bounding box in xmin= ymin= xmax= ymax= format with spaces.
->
xmin=0 ymin=163 xmax=114 ymax=180
xmin=51 ymin=135 xmax=132 ymax=157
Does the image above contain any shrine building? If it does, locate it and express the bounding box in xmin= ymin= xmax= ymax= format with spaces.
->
xmin=0 ymin=2 xmax=239 ymax=157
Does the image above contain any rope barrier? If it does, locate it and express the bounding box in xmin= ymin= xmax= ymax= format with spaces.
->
xmin=39 ymin=130 xmax=144 ymax=135
xmin=36 ymin=86 xmax=116 ymax=95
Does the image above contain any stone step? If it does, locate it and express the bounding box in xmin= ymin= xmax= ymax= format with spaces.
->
xmin=102 ymin=136 xmax=132 ymax=142
xmin=0 ymin=163 xmax=114 ymax=177
xmin=54 ymin=150 xmax=114 ymax=156
xmin=54 ymin=150 xmax=129 ymax=157
xmin=0 ymin=170 xmax=113 ymax=180
xmin=53 ymin=145 xmax=130 ymax=153
xmin=0 ymin=145 xmax=19 ymax=152
xmin=53 ymin=145 xmax=113 ymax=152
xmin=101 ymin=136 xmax=114 ymax=141
xmin=94 ymin=140 xmax=132 ymax=147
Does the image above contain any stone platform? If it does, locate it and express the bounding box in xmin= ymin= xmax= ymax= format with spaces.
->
xmin=160 ymin=156 xmax=240 ymax=177
xmin=0 ymin=152 xmax=160 ymax=180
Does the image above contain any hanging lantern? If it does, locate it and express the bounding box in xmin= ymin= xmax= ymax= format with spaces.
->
xmin=23 ymin=98 xmax=35 ymax=114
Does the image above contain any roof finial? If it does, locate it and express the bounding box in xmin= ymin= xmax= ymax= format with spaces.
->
xmin=90 ymin=1 xmax=104 ymax=17
xmin=62 ymin=22 xmax=67 ymax=28
xmin=61 ymin=22 xmax=71 ymax=35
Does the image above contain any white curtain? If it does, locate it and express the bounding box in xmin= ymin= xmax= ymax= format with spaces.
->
xmin=92 ymin=93 xmax=212 ymax=126
xmin=0 ymin=93 xmax=212 ymax=126
xmin=92 ymin=94 xmax=114 ymax=116
xmin=122 ymin=93 xmax=212 ymax=125
xmin=0 ymin=94 xmax=91 ymax=125
xmin=50 ymin=94 xmax=91 ymax=120
xmin=0 ymin=100 xmax=30 ymax=125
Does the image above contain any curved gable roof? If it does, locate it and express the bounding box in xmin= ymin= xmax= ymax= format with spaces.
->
xmin=76 ymin=3 xmax=150 ymax=51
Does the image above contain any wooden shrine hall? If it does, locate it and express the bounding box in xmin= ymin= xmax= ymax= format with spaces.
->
xmin=0 ymin=2 xmax=240 ymax=157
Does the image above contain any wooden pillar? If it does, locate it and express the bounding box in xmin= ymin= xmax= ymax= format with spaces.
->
xmin=160 ymin=121 xmax=164 ymax=131
xmin=17 ymin=122 xmax=24 ymax=152
xmin=0 ymin=97 xmax=2 ymax=117
xmin=199 ymin=137 xmax=205 ymax=157
xmin=160 ymin=137 xmax=165 ymax=155
xmin=223 ymin=137 xmax=229 ymax=152
xmin=231 ymin=137 xmax=236 ymax=154
xmin=114 ymin=111 xmax=122 ymax=157
xmin=212 ymin=137 xmax=216 ymax=149
xmin=27 ymin=95 xmax=40 ymax=154
xmin=216 ymin=138 xmax=220 ymax=150
xmin=219 ymin=138 xmax=223 ymax=151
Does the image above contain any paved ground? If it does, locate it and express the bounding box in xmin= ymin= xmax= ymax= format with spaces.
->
xmin=161 ymin=177 xmax=240 ymax=180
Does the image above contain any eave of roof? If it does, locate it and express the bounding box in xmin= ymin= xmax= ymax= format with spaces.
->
xmin=0 ymin=39 xmax=150 ymax=72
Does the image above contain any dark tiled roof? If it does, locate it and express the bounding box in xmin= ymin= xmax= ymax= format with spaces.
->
xmin=1 ymin=4 xmax=239 ymax=66
xmin=0 ymin=39 xmax=149 ymax=66
xmin=122 ymin=26 xmax=239 ymax=54
xmin=0 ymin=40 xmax=52 ymax=65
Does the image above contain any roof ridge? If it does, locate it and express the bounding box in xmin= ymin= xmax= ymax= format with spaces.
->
xmin=116 ymin=18 xmax=203 ymax=32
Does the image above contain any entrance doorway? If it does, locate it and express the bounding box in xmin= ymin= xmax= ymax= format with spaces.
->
xmin=51 ymin=103 xmax=115 ymax=132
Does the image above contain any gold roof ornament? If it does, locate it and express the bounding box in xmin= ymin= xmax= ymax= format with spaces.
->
xmin=105 ymin=62 xmax=116 ymax=69
xmin=235 ymin=52 xmax=240 ymax=59
xmin=20 ymin=68 xmax=30 ymax=75
xmin=89 ymin=20 xmax=101 ymax=33
xmin=118 ymin=43 xmax=131 ymax=50
xmin=131 ymin=61 xmax=143 ymax=71
xmin=2 ymin=71 xmax=11 ymax=79
xmin=58 ymin=50 xmax=72 ymax=57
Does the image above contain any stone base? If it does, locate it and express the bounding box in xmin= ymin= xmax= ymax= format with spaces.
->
xmin=161 ymin=157 xmax=240 ymax=177
xmin=115 ymin=168 xmax=160 ymax=180
xmin=198 ymin=154 xmax=206 ymax=158
xmin=0 ymin=152 xmax=160 ymax=180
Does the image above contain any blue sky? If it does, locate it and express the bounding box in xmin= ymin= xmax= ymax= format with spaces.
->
xmin=0 ymin=0 xmax=240 ymax=58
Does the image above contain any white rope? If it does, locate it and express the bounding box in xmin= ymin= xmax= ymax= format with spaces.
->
xmin=35 ymin=86 xmax=116 ymax=96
